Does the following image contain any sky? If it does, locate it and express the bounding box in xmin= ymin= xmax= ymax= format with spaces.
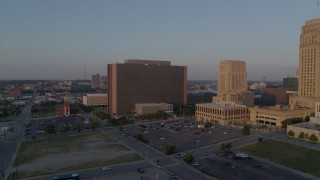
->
xmin=0 ymin=0 xmax=318 ymax=81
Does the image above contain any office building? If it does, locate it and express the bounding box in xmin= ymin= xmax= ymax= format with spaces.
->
xmin=214 ymin=60 xmax=247 ymax=104
xmin=290 ymin=18 xmax=320 ymax=109
xmin=249 ymin=105 xmax=309 ymax=127
xmin=261 ymin=87 xmax=289 ymax=105
xmin=100 ymin=76 xmax=108 ymax=89
xmin=83 ymin=94 xmax=108 ymax=107
xmin=195 ymin=103 xmax=250 ymax=125
xmin=91 ymin=73 xmax=100 ymax=88
xmin=108 ymin=59 xmax=187 ymax=115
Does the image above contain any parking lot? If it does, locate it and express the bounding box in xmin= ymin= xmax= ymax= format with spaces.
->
xmin=24 ymin=114 xmax=96 ymax=139
xmin=195 ymin=153 xmax=309 ymax=180
xmin=124 ymin=118 xmax=243 ymax=152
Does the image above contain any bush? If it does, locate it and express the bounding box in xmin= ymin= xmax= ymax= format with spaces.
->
xmin=165 ymin=145 xmax=176 ymax=155
xmin=135 ymin=133 xmax=144 ymax=142
xmin=242 ymin=125 xmax=251 ymax=135
xmin=287 ymin=130 xmax=295 ymax=137
xmin=309 ymin=134 xmax=318 ymax=142
xmin=298 ymin=132 xmax=305 ymax=139
xmin=204 ymin=121 xmax=213 ymax=128
xmin=184 ymin=154 xmax=194 ymax=163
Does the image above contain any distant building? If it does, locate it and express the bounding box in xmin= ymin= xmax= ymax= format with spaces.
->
xmin=261 ymin=87 xmax=289 ymax=105
xmin=214 ymin=60 xmax=248 ymax=104
xmin=237 ymin=92 xmax=254 ymax=107
xmin=100 ymin=76 xmax=108 ymax=89
xmin=283 ymin=77 xmax=298 ymax=91
xmin=9 ymin=87 xmax=21 ymax=98
xmin=83 ymin=94 xmax=108 ymax=107
xmin=187 ymin=92 xmax=216 ymax=104
xmin=108 ymin=59 xmax=187 ymax=115
xmin=195 ymin=103 xmax=250 ymax=125
xmin=91 ymin=73 xmax=100 ymax=88
xmin=135 ymin=103 xmax=173 ymax=115
xmin=54 ymin=97 xmax=70 ymax=116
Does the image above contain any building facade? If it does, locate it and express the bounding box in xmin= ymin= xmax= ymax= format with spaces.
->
xmin=290 ymin=18 xmax=320 ymax=110
xmin=283 ymin=77 xmax=298 ymax=91
xmin=83 ymin=94 xmax=108 ymax=106
xmin=108 ymin=59 xmax=187 ymax=115
xmin=214 ymin=60 xmax=248 ymax=104
xmin=261 ymin=87 xmax=289 ymax=105
xmin=91 ymin=73 xmax=100 ymax=88
xmin=249 ymin=105 xmax=309 ymax=127
xmin=195 ymin=103 xmax=250 ymax=125
xmin=135 ymin=103 xmax=173 ymax=115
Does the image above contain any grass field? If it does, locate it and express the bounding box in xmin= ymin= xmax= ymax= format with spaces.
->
xmin=13 ymin=133 xmax=141 ymax=178
xmin=239 ymin=139 xmax=320 ymax=178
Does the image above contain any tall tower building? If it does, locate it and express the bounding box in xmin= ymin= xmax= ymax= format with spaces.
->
xmin=298 ymin=18 xmax=320 ymax=97
xmin=91 ymin=73 xmax=100 ymax=88
xmin=108 ymin=59 xmax=187 ymax=115
xmin=290 ymin=18 xmax=320 ymax=109
xmin=214 ymin=60 xmax=248 ymax=103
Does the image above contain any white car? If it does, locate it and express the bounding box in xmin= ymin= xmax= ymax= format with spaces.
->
xmin=102 ymin=166 xmax=112 ymax=171
xmin=223 ymin=132 xmax=228 ymax=135
xmin=191 ymin=161 xmax=200 ymax=166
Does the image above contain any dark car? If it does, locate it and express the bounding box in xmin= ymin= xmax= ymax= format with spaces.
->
xmin=137 ymin=168 xmax=144 ymax=174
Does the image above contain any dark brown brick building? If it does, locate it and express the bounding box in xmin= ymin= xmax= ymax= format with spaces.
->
xmin=108 ymin=59 xmax=187 ymax=115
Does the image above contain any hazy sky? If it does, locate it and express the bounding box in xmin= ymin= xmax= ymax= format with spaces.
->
xmin=0 ymin=1 xmax=318 ymax=81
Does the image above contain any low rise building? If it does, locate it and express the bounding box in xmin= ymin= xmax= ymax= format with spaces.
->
xmin=287 ymin=102 xmax=320 ymax=143
xmin=195 ymin=103 xmax=250 ymax=125
xmin=249 ymin=105 xmax=310 ymax=127
xmin=83 ymin=94 xmax=108 ymax=106
xmin=135 ymin=103 xmax=173 ymax=115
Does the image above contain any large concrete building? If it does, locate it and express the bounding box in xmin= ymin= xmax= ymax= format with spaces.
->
xmin=83 ymin=94 xmax=108 ymax=107
xmin=195 ymin=103 xmax=250 ymax=125
xmin=249 ymin=105 xmax=309 ymax=127
xmin=290 ymin=18 xmax=320 ymax=109
xmin=214 ymin=60 xmax=247 ymax=103
xmin=108 ymin=59 xmax=187 ymax=115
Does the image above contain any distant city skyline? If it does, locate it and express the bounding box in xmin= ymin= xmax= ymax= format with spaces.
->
xmin=0 ymin=1 xmax=318 ymax=80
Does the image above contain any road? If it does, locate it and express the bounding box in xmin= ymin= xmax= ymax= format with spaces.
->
xmin=0 ymin=90 xmax=36 ymax=180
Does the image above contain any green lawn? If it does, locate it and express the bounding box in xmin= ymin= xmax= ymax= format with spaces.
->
xmin=239 ymin=139 xmax=320 ymax=178
xmin=13 ymin=132 xmax=141 ymax=178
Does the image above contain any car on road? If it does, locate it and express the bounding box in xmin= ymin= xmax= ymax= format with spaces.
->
xmin=223 ymin=132 xmax=228 ymax=135
xmin=137 ymin=168 xmax=144 ymax=174
xmin=191 ymin=161 xmax=200 ymax=166
xmin=102 ymin=166 xmax=112 ymax=171
xmin=176 ymin=152 xmax=186 ymax=157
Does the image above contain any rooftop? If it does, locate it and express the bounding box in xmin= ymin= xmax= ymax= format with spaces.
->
xmin=196 ymin=103 xmax=247 ymax=109
xmin=290 ymin=122 xmax=320 ymax=131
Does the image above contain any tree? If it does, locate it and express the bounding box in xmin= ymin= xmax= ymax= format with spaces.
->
xmin=298 ymin=132 xmax=305 ymax=139
xmin=242 ymin=125 xmax=251 ymax=135
xmin=91 ymin=120 xmax=100 ymax=131
xmin=60 ymin=125 xmax=71 ymax=133
xmin=305 ymin=115 xmax=310 ymax=122
xmin=309 ymin=134 xmax=318 ymax=142
xmin=44 ymin=124 xmax=56 ymax=137
xmin=287 ymin=130 xmax=295 ymax=137
xmin=204 ymin=121 xmax=213 ymax=128
xmin=226 ymin=143 xmax=232 ymax=152
xmin=165 ymin=145 xmax=176 ymax=155
xmin=220 ymin=143 xmax=228 ymax=152
xmin=184 ymin=154 xmax=194 ymax=164
xmin=76 ymin=124 xmax=83 ymax=134
xmin=135 ymin=133 xmax=144 ymax=142
xmin=94 ymin=111 xmax=106 ymax=120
